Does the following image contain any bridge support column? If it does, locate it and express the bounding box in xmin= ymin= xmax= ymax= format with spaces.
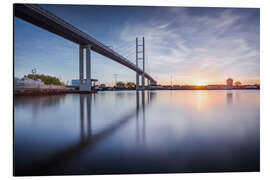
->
xmin=86 ymin=45 xmax=91 ymax=90
xmin=79 ymin=45 xmax=84 ymax=86
xmin=141 ymin=76 xmax=144 ymax=91
xmin=79 ymin=45 xmax=92 ymax=92
xmin=136 ymin=38 xmax=139 ymax=91
xmin=142 ymin=37 xmax=145 ymax=91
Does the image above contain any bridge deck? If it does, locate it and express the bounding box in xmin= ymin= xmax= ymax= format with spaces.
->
xmin=14 ymin=4 xmax=156 ymax=84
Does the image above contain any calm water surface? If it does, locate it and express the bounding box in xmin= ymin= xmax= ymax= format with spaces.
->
xmin=14 ymin=90 xmax=260 ymax=175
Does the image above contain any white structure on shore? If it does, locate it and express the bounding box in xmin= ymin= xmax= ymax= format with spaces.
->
xmin=14 ymin=77 xmax=65 ymax=90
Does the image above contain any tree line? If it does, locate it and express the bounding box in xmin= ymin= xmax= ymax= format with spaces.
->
xmin=116 ymin=81 xmax=136 ymax=89
xmin=26 ymin=74 xmax=64 ymax=86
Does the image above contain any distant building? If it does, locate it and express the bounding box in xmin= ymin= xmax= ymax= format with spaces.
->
xmin=15 ymin=77 xmax=44 ymax=89
xmin=71 ymin=79 xmax=80 ymax=86
xmin=100 ymin=84 xmax=106 ymax=88
xmin=149 ymin=85 xmax=163 ymax=90
xmin=207 ymin=85 xmax=227 ymax=90
xmin=72 ymin=79 xmax=98 ymax=87
xmin=180 ymin=85 xmax=197 ymax=90
xmin=245 ymin=85 xmax=258 ymax=89
xmin=14 ymin=77 xmax=64 ymax=90
xmin=226 ymin=78 xmax=233 ymax=87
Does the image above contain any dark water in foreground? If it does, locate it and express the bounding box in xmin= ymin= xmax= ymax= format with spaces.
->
xmin=14 ymin=90 xmax=260 ymax=176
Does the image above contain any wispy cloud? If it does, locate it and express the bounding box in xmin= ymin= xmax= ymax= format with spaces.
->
xmin=14 ymin=6 xmax=259 ymax=85
xmin=118 ymin=8 xmax=259 ymax=84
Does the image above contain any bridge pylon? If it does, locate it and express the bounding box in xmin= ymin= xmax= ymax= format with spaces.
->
xmin=136 ymin=37 xmax=146 ymax=91
xmin=79 ymin=44 xmax=92 ymax=92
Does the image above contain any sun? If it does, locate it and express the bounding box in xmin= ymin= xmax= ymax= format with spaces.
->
xmin=194 ymin=80 xmax=207 ymax=86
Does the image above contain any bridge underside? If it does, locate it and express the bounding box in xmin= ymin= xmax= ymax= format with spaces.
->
xmin=14 ymin=4 xmax=157 ymax=89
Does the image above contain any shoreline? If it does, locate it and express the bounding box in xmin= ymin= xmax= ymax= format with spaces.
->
xmin=14 ymin=89 xmax=98 ymax=96
xmin=14 ymin=88 xmax=259 ymax=96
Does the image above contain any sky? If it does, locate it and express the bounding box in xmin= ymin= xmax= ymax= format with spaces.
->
xmin=14 ymin=4 xmax=260 ymax=86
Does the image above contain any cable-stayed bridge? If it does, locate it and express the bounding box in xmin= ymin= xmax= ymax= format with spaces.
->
xmin=14 ymin=4 xmax=157 ymax=91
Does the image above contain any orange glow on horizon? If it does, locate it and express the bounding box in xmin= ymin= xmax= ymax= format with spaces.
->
xmin=158 ymin=78 xmax=260 ymax=86
xmin=193 ymin=79 xmax=207 ymax=86
xmin=156 ymin=74 xmax=260 ymax=86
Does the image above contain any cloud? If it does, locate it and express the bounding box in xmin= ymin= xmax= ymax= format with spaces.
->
xmin=118 ymin=8 xmax=259 ymax=84
xmin=14 ymin=7 xmax=259 ymax=85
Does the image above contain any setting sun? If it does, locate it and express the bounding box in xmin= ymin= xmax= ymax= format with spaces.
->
xmin=194 ymin=80 xmax=207 ymax=86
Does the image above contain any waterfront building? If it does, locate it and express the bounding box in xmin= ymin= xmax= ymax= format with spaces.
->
xmin=207 ymin=85 xmax=227 ymax=90
xmin=72 ymin=79 xmax=98 ymax=87
xmin=71 ymin=79 xmax=80 ymax=86
xmin=100 ymin=84 xmax=106 ymax=88
xmin=245 ymin=85 xmax=258 ymax=89
xmin=14 ymin=77 xmax=64 ymax=90
xmin=15 ymin=77 xmax=44 ymax=89
xmin=149 ymin=85 xmax=163 ymax=90
xmin=226 ymin=78 xmax=233 ymax=87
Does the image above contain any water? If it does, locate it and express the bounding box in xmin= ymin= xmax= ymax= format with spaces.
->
xmin=14 ymin=90 xmax=260 ymax=176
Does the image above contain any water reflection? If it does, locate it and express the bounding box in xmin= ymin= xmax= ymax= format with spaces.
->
xmin=227 ymin=92 xmax=233 ymax=105
xmin=142 ymin=91 xmax=146 ymax=143
xmin=79 ymin=94 xmax=92 ymax=142
xmin=14 ymin=95 xmax=66 ymax=121
xmin=14 ymin=90 xmax=258 ymax=176
xmin=14 ymin=95 xmax=66 ymax=108
xmin=136 ymin=91 xmax=140 ymax=143
xmin=15 ymin=91 xmax=155 ymax=176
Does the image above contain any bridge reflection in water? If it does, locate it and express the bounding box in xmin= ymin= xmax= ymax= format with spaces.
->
xmin=15 ymin=91 xmax=156 ymax=176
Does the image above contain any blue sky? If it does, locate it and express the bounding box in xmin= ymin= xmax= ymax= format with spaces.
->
xmin=14 ymin=5 xmax=260 ymax=85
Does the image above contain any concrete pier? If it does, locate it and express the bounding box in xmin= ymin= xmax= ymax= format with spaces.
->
xmin=79 ymin=45 xmax=92 ymax=92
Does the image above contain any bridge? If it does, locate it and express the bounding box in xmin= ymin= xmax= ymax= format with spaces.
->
xmin=14 ymin=4 xmax=157 ymax=91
